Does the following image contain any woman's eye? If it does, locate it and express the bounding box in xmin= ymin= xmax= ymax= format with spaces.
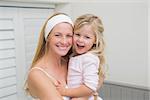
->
xmin=75 ymin=33 xmax=80 ymax=36
xmin=67 ymin=35 xmax=73 ymax=37
xmin=55 ymin=34 xmax=61 ymax=37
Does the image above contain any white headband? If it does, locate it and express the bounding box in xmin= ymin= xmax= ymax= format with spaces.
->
xmin=44 ymin=14 xmax=73 ymax=39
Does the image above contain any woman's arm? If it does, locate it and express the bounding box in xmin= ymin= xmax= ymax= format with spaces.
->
xmin=28 ymin=69 xmax=63 ymax=100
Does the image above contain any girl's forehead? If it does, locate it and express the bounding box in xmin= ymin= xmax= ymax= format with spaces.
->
xmin=75 ymin=25 xmax=95 ymax=35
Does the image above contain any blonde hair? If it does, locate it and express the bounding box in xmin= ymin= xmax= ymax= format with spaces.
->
xmin=74 ymin=14 xmax=106 ymax=78
xmin=24 ymin=12 xmax=73 ymax=93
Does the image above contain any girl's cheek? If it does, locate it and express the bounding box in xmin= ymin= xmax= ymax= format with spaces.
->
xmin=68 ymin=38 xmax=73 ymax=44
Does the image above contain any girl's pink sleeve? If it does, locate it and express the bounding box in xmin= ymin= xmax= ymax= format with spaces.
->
xmin=82 ymin=54 xmax=100 ymax=92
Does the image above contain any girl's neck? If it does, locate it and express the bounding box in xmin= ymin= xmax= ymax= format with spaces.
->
xmin=73 ymin=51 xmax=88 ymax=57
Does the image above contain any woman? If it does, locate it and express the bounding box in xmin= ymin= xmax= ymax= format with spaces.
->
xmin=25 ymin=12 xmax=74 ymax=100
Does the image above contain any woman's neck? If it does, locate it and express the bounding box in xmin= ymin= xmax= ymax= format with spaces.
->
xmin=42 ymin=51 xmax=62 ymax=68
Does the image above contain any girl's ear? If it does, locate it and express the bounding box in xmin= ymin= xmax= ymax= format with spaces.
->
xmin=92 ymin=43 xmax=96 ymax=48
xmin=93 ymin=41 xmax=96 ymax=45
xmin=93 ymin=39 xmax=96 ymax=46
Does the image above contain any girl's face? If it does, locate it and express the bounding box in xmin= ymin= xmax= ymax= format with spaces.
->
xmin=48 ymin=22 xmax=73 ymax=56
xmin=73 ymin=25 xmax=96 ymax=54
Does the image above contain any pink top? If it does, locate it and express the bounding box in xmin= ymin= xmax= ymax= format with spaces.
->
xmin=67 ymin=52 xmax=99 ymax=96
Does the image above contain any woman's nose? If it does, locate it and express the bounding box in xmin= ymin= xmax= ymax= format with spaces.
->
xmin=60 ymin=36 xmax=67 ymax=44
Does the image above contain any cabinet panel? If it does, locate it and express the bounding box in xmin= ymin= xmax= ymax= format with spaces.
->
xmin=0 ymin=7 xmax=54 ymax=100
xmin=0 ymin=31 xmax=14 ymax=40
xmin=0 ymin=7 xmax=18 ymax=100
xmin=0 ymin=19 xmax=14 ymax=30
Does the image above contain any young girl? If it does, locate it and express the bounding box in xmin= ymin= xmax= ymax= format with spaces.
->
xmin=57 ymin=14 xmax=106 ymax=100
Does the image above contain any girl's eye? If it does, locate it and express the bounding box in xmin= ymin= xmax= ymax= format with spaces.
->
xmin=85 ymin=36 xmax=90 ymax=39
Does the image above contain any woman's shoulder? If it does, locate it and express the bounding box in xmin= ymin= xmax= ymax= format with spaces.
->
xmin=28 ymin=65 xmax=45 ymax=79
xmin=27 ymin=67 xmax=51 ymax=86
xmin=28 ymin=66 xmax=59 ymax=85
xmin=27 ymin=67 xmax=48 ymax=97
xmin=27 ymin=67 xmax=59 ymax=99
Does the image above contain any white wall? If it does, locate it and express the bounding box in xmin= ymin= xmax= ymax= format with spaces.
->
xmin=56 ymin=1 xmax=148 ymax=89
xmin=148 ymin=0 xmax=150 ymax=90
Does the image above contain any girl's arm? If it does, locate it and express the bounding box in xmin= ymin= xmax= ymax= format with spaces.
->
xmin=28 ymin=69 xmax=63 ymax=100
xmin=57 ymin=75 xmax=105 ymax=98
xmin=57 ymin=84 xmax=93 ymax=97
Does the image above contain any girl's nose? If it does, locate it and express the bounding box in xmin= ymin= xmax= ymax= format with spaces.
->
xmin=78 ymin=37 xmax=83 ymax=42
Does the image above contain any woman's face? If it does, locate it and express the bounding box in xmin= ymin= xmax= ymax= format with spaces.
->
xmin=48 ymin=22 xmax=73 ymax=56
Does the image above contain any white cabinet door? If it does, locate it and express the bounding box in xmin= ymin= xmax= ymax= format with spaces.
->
xmin=0 ymin=6 xmax=54 ymax=100
xmin=0 ymin=7 xmax=18 ymax=100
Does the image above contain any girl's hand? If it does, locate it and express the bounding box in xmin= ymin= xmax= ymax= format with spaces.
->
xmin=56 ymin=83 xmax=66 ymax=96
